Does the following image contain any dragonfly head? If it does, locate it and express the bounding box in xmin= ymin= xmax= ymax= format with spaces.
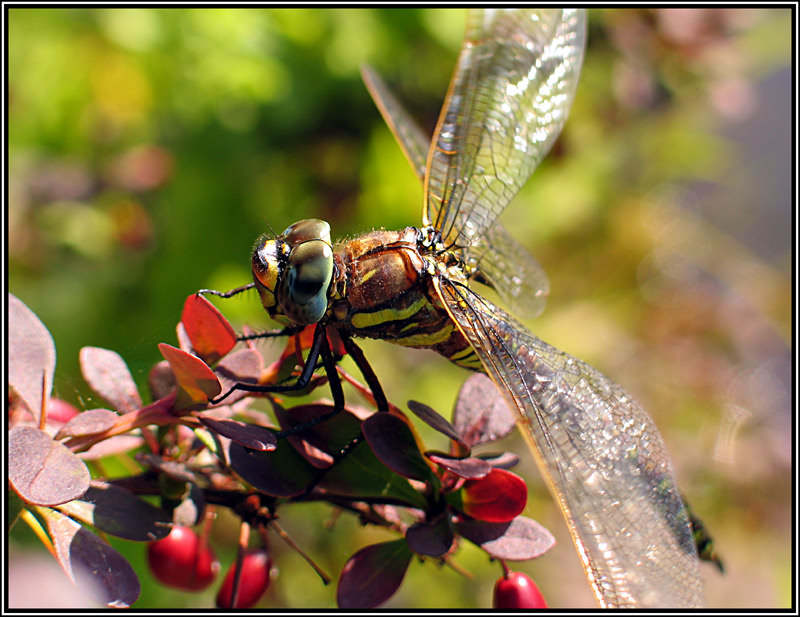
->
xmin=251 ymin=219 xmax=334 ymax=326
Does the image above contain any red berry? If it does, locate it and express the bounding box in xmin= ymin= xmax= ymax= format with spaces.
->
xmin=216 ymin=548 xmax=272 ymax=608
xmin=493 ymin=571 xmax=547 ymax=609
xmin=147 ymin=526 xmax=219 ymax=591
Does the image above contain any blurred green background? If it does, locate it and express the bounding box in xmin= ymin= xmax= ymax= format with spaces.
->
xmin=8 ymin=8 xmax=791 ymax=609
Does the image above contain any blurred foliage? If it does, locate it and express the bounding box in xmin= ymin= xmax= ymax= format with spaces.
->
xmin=8 ymin=8 xmax=791 ymax=609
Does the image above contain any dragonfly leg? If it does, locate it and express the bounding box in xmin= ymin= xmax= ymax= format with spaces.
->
xmin=209 ymin=323 xmax=328 ymax=405
xmin=197 ymin=283 xmax=255 ymax=299
xmin=340 ymin=334 xmax=389 ymax=413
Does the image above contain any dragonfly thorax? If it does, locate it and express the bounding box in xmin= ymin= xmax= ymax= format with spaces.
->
xmin=251 ymin=219 xmax=334 ymax=326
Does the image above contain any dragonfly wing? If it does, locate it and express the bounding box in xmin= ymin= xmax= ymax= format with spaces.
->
xmin=361 ymin=63 xmax=550 ymax=316
xmin=361 ymin=64 xmax=430 ymax=182
xmin=466 ymin=223 xmax=549 ymax=318
xmin=434 ymin=277 xmax=703 ymax=608
xmin=424 ymin=8 xmax=586 ymax=248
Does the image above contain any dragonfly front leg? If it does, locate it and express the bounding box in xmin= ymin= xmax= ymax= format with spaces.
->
xmin=209 ymin=322 xmax=329 ymax=405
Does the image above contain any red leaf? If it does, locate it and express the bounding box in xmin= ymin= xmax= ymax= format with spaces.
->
xmin=158 ymin=344 xmax=221 ymax=411
xmin=461 ymin=468 xmax=527 ymax=523
xmin=9 ymin=293 xmax=56 ymax=425
xmin=79 ymin=347 xmax=142 ymax=413
xmin=337 ymin=539 xmax=412 ymax=608
xmin=181 ymin=294 xmax=237 ymax=364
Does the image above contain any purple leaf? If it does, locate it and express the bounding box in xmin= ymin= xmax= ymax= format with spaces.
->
xmin=54 ymin=409 xmax=118 ymax=440
xmin=425 ymin=452 xmax=491 ymax=479
xmin=9 ymin=426 xmax=90 ymax=506
xmin=229 ymin=440 xmax=316 ymax=497
xmin=453 ymin=373 xmax=516 ymax=447
xmin=44 ymin=508 xmax=140 ymax=607
xmin=362 ymin=413 xmax=434 ymax=482
xmin=337 ymin=539 xmax=412 ymax=608
xmin=197 ymin=416 xmax=277 ymax=451
xmin=9 ymin=293 xmax=56 ymax=425
xmin=79 ymin=347 xmax=142 ymax=413
xmin=456 ymin=515 xmax=555 ymax=561
xmin=405 ymin=517 xmax=454 ymax=557
xmin=406 ymin=400 xmax=469 ymax=456
xmin=55 ymin=481 xmax=171 ymax=541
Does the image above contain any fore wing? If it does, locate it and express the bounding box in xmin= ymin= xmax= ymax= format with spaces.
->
xmin=361 ymin=60 xmax=549 ymax=317
xmin=424 ymin=9 xmax=586 ymax=249
xmin=434 ymin=276 xmax=703 ymax=608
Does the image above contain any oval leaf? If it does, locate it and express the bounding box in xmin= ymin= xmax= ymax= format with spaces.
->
xmin=274 ymin=403 xmax=362 ymax=469
xmin=362 ymin=413 xmax=434 ymax=482
xmin=158 ymin=343 xmax=221 ymax=410
xmin=425 ymin=452 xmax=491 ymax=479
xmin=407 ymin=400 xmax=469 ymax=457
xmin=405 ymin=517 xmax=454 ymax=557
xmin=54 ymin=409 xmax=118 ymax=440
xmin=55 ymin=481 xmax=171 ymax=541
xmin=198 ymin=416 xmax=277 ymax=451
xmin=214 ymin=348 xmax=263 ymax=406
xmin=229 ymin=441 xmax=316 ymax=497
xmin=461 ymin=468 xmax=527 ymax=523
xmin=148 ymin=360 xmax=176 ymax=402
xmin=9 ymin=426 xmax=90 ymax=506
xmin=79 ymin=347 xmax=142 ymax=413
xmin=455 ymin=515 xmax=555 ymax=561
xmin=43 ymin=508 xmax=141 ymax=607
xmin=453 ymin=373 xmax=516 ymax=448
xmin=9 ymin=293 xmax=56 ymax=424
xmin=337 ymin=539 xmax=412 ymax=609
xmin=181 ymin=294 xmax=237 ymax=364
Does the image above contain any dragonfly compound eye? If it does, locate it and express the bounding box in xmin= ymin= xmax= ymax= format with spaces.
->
xmin=251 ymin=236 xmax=282 ymax=310
xmin=282 ymin=218 xmax=332 ymax=247
xmin=282 ymin=239 xmax=334 ymax=324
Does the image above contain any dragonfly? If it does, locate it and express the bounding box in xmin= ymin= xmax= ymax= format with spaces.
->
xmin=204 ymin=8 xmax=703 ymax=608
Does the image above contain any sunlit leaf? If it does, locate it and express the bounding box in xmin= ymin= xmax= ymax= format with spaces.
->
xmin=9 ymin=426 xmax=90 ymax=506
xmin=158 ymin=343 xmax=221 ymax=410
xmin=452 ymin=373 xmax=516 ymax=448
xmin=79 ymin=347 xmax=142 ymax=413
xmin=181 ymin=294 xmax=237 ymax=365
xmin=54 ymin=409 xmax=118 ymax=440
xmin=456 ymin=515 xmax=555 ymax=560
xmin=9 ymin=293 xmax=56 ymax=425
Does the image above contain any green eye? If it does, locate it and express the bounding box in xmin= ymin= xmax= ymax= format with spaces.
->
xmin=283 ymin=219 xmax=331 ymax=247
xmin=283 ymin=239 xmax=333 ymax=324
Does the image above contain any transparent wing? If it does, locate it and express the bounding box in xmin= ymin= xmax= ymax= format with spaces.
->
xmin=434 ymin=277 xmax=703 ymax=608
xmin=361 ymin=64 xmax=429 ymax=180
xmin=361 ymin=62 xmax=549 ymax=317
xmin=424 ymin=8 xmax=586 ymax=248
xmin=465 ymin=223 xmax=549 ymax=317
